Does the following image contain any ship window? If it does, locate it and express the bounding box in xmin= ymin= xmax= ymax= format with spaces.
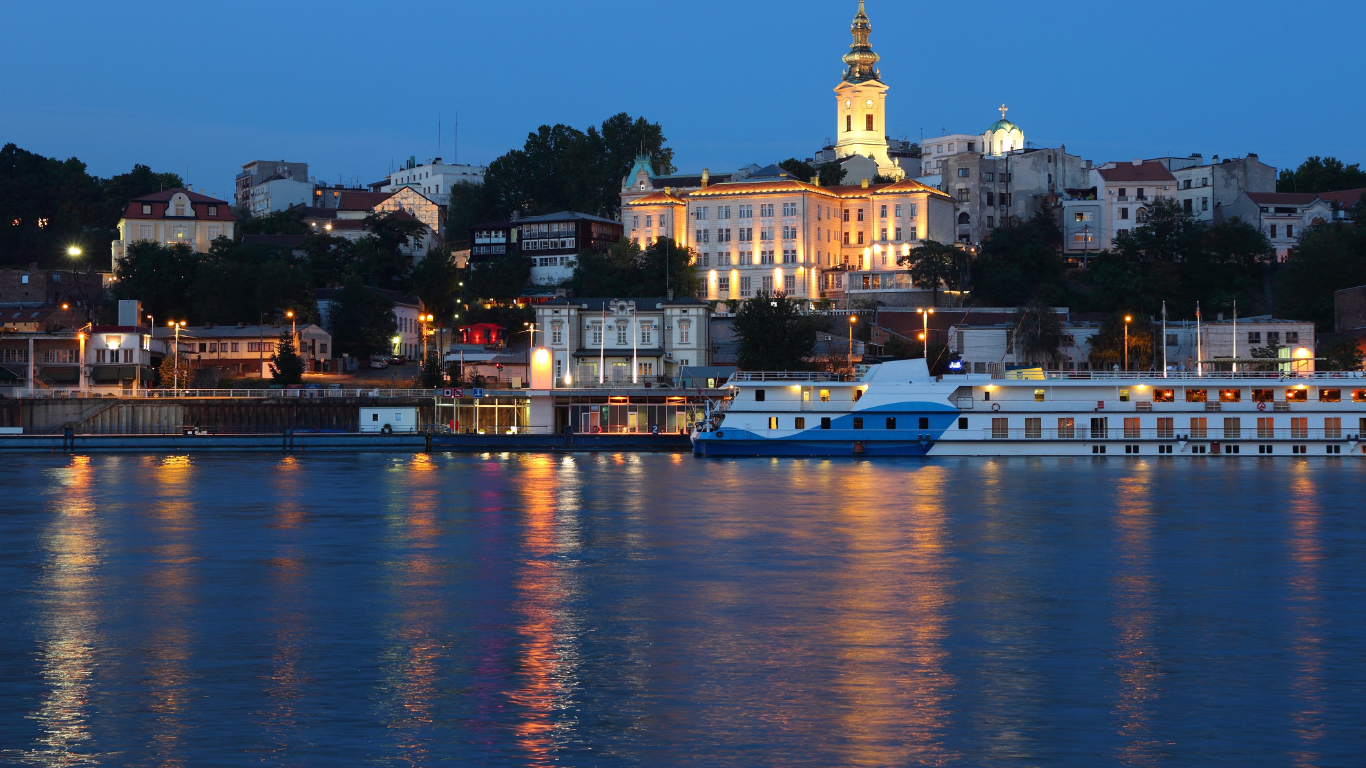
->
xmin=1034 ymin=389 xmax=1045 ymax=402
xmin=852 ymin=389 xmax=863 ymax=402
xmin=886 ymin=417 xmax=896 ymax=429
xmin=1353 ymin=390 xmax=1366 ymax=402
xmin=958 ymin=417 xmax=968 ymax=430
xmin=819 ymin=389 xmax=830 ymax=402
xmin=755 ymin=389 xmax=765 ymax=401
xmin=768 ymin=417 xmax=778 ymax=429
xmin=1286 ymin=388 xmax=1308 ymax=403
xmin=853 ymin=417 xmax=863 ymax=430
xmin=1319 ymin=389 xmax=1340 ymax=402
xmin=1220 ymin=389 xmax=1241 ymax=402
xmin=918 ymin=417 xmax=929 ymax=430
xmin=1153 ymin=388 xmax=1174 ymax=402
xmin=821 ymin=417 xmax=831 ymax=429
xmin=1185 ymin=389 xmax=1207 ymax=402
xmin=795 ymin=417 xmax=805 ymax=429
xmin=1252 ymin=389 xmax=1274 ymax=403
xmin=1118 ymin=388 xmax=1130 ymax=402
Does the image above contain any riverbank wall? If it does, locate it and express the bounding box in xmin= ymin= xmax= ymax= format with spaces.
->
xmin=0 ymin=431 xmax=691 ymax=453
xmin=0 ymin=396 xmax=436 ymax=434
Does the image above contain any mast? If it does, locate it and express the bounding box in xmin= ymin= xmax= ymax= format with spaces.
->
xmin=631 ymin=303 xmax=638 ymax=385
xmin=1232 ymin=299 xmax=1238 ymax=374
xmin=1196 ymin=301 xmax=1202 ymax=377
xmin=1161 ymin=301 xmax=1167 ymax=377
xmin=598 ymin=304 xmax=606 ymax=384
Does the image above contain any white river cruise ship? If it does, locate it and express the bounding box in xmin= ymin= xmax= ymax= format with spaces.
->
xmin=692 ymin=359 xmax=1366 ymax=457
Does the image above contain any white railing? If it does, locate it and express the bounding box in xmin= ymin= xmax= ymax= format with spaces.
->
xmin=12 ymin=388 xmax=444 ymax=400
xmin=1018 ymin=370 xmax=1363 ymax=382
xmin=729 ymin=371 xmax=847 ymax=382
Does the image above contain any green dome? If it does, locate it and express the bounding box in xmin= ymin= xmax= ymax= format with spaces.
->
xmin=984 ymin=118 xmax=1020 ymax=134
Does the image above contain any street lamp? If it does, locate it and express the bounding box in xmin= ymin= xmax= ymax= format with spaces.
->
xmin=848 ymin=314 xmax=858 ymax=371
xmin=1123 ymin=315 xmax=1132 ymax=371
xmin=168 ymin=320 xmax=186 ymax=392
xmin=918 ymin=308 xmax=934 ymax=358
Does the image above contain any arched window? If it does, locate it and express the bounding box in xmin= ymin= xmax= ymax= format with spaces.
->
xmin=1135 ymin=207 xmax=1149 ymax=223
xmin=1311 ymin=216 xmax=1325 ymax=226
xmin=958 ymin=212 xmax=971 ymax=225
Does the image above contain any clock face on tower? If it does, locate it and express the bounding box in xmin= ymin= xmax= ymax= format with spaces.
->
xmin=865 ymin=99 xmax=874 ymax=108
xmin=844 ymin=99 xmax=851 ymax=107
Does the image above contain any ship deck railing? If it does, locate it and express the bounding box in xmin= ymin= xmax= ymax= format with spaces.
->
xmin=1010 ymin=370 xmax=1365 ymax=381
xmin=980 ymin=427 xmax=1362 ymax=441
xmin=728 ymin=371 xmax=852 ymax=383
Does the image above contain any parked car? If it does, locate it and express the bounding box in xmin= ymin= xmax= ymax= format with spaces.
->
xmin=368 ymin=356 xmax=389 ymax=369
xmin=388 ymin=354 xmax=406 ymax=365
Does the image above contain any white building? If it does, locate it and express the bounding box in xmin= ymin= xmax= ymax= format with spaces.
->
xmin=918 ymin=134 xmax=981 ymax=176
xmin=535 ymin=297 xmax=712 ymax=386
xmin=248 ymin=174 xmax=314 ymax=218
xmin=1152 ymin=154 xmax=1276 ymax=222
xmin=381 ymin=157 xmax=486 ymax=206
xmin=1219 ymin=192 xmax=1335 ymax=261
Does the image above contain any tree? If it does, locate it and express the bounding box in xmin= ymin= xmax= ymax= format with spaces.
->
xmin=239 ymin=208 xmax=310 ymax=236
xmin=1012 ymin=303 xmax=1066 ymax=367
xmin=1088 ymin=311 xmax=1155 ymax=371
xmin=110 ymin=241 xmax=200 ymax=323
xmin=1322 ymin=337 xmax=1364 ymax=371
xmin=156 ymin=349 xmax=193 ymax=389
xmin=419 ymin=350 xmax=445 ymax=387
xmin=325 ymin=280 xmax=398 ymax=358
xmin=818 ymin=163 xmax=849 ymax=188
xmin=731 ymin=293 xmax=819 ymax=371
xmin=467 ymin=252 xmax=531 ymax=303
xmin=568 ymin=237 xmax=700 ymax=298
xmin=1277 ymin=156 xmax=1366 ymax=193
xmin=779 ymin=158 xmax=818 ymax=183
xmin=1112 ymin=198 xmax=1204 ymax=264
xmin=351 ymin=211 xmax=425 ymax=288
xmin=269 ymin=331 xmax=304 ymax=385
xmin=971 ymin=204 xmax=1065 ymax=306
xmin=900 ymin=240 xmax=964 ymax=306
xmin=407 ymin=246 xmax=461 ymax=320
xmin=1275 ymin=222 xmax=1366 ymax=330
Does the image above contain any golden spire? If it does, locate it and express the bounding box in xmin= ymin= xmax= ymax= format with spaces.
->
xmin=842 ymin=0 xmax=880 ymax=83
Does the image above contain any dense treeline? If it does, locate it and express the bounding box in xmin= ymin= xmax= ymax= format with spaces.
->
xmin=0 ymin=143 xmax=183 ymax=268
xmin=447 ymin=113 xmax=672 ymax=235
xmin=108 ymin=210 xmax=452 ymax=357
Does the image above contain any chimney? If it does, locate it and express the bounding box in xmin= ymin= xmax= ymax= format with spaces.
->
xmin=861 ymin=178 xmax=869 ymax=189
xmin=811 ymin=176 xmax=820 ymax=186
xmin=701 ymin=169 xmax=709 ymax=188
xmin=511 ymin=210 xmax=521 ymax=220
xmin=1131 ymin=159 xmax=1142 ymax=166
xmin=664 ymin=186 xmax=671 ymax=195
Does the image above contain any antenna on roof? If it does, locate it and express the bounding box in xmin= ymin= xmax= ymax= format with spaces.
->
xmin=438 ymin=112 xmax=441 ymax=159
xmin=454 ymin=111 xmax=459 ymax=164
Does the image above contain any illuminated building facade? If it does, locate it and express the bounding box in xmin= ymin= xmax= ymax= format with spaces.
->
xmin=111 ymin=189 xmax=236 ymax=269
xmin=535 ymin=296 xmax=712 ymax=386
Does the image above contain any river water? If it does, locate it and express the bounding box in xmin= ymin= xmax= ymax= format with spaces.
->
xmin=1 ymin=453 xmax=1363 ymax=766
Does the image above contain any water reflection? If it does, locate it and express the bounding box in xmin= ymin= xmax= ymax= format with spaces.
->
xmin=1285 ymin=464 xmax=1325 ymax=767
xmin=1111 ymin=462 xmax=1161 ymax=766
xmin=24 ymin=456 xmax=102 ymax=766
xmin=256 ymin=456 xmax=308 ymax=758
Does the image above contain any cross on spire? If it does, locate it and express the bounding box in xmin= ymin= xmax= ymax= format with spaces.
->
xmin=999 ymin=104 xmax=1009 ymax=119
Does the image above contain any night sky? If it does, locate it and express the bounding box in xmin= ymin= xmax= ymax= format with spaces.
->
xmin=3 ymin=0 xmax=1362 ymax=195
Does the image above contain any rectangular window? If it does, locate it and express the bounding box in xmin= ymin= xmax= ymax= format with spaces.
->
xmin=821 ymin=417 xmax=831 ymax=429
xmin=768 ymin=417 xmax=778 ymax=429
xmin=1286 ymin=331 xmax=1299 ymax=345
xmin=853 ymin=417 xmax=863 ymax=430
xmin=992 ymin=417 xmax=1009 ymax=439
xmin=894 ymin=227 xmax=902 ymax=240
xmin=1025 ymin=418 xmax=1042 ymax=439
xmin=1286 ymin=388 xmax=1307 ymax=403
xmin=1257 ymin=417 xmax=1274 ymax=439
xmin=1190 ymin=417 xmax=1207 ymax=438
xmin=718 ymin=276 xmax=730 ymax=293
xmin=1270 ymin=225 xmax=1278 ymax=238
xmin=1091 ymin=417 xmax=1108 ymax=439
xmin=958 ymin=189 xmax=970 ymax=201
xmin=1058 ymin=418 xmax=1075 ymax=438
xmin=865 ymin=114 xmax=874 ymax=131
xmin=1291 ymin=417 xmax=1308 ymax=439
xmin=1324 ymin=417 xmax=1341 ymax=439
xmin=1157 ymin=417 xmax=1174 ymax=438
xmin=794 ymin=417 xmax=805 ymax=429
xmin=1120 ymin=207 xmax=1129 ymax=220
xmin=886 ymin=417 xmax=896 ymax=430
xmin=1220 ymin=389 xmax=1241 ymax=402
xmin=755 ymin=389 xmax=765 ymax=402
xmin=1124 ymin=417 xmax=1141 ymax=438
xmin=857 ymin=231 xmax=864 ymax=244
xmin=1224 ymin=418 xmax=1240 ymax=439
xmin=957 ymin=168 xmax=969 ymax=178
xmin=1153 ymin=388 xmax=1174 ymax=402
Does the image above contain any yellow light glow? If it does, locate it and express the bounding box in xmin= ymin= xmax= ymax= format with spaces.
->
xmin=533 ymin=348 xmax=550 ymax=364
xmin=1293 ymin=347 xmax=1312 ymax=359
xmin=1125 ymin=315 xmax=1132 ymax=322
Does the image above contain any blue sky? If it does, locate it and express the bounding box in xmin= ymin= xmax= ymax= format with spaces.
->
xmin=3 ymin=0 xmax=1363 ymax=198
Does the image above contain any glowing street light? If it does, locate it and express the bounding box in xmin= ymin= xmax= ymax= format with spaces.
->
xmin=67 ymin=246 xmax=82 ymax=258
xmin=1123 ymin=315 xmax=1132 ymax=371
xmin=918 ymin=308 xmax=934 ymax=358
xmin=848 ymin=314 xmax=858 ymax=370
xmin=168 ymin=320 xmax=186 ymax=392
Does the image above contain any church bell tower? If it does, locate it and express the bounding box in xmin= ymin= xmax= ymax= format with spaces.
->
xmin=832 ymin=1 xmax=903 ymax=180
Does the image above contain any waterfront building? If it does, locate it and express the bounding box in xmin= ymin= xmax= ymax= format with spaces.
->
xmin=534 ymin=296 xmax=713 ymax=386
xmin=110 ymin=189 xmax=237 ymax=269
xmin=0 ymin=265 xmax=111 ymax=324
xmin=296 ymin=187 xmax=442 ymax=261
xmin=1 ymin=302 xmax=161 ymax=394
xmin=152 ymin=323 xmax=333 ymax=376
xmin=513 ymin=212 xmax=624 ymax=285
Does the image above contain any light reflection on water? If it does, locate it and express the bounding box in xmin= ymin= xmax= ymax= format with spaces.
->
xmin=0 ymin=453 xmax=1363 ymax=766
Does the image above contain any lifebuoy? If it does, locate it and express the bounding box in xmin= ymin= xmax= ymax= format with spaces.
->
xmin=991 ymin=402 xmax=1001 ymax=411
xmin=1257 ymin=402 xmax=1266 ymax=412
xmin=381 ymin=423 xmax=394 ymax=435
xmin=591 ymin=425 xmax=602 ymax=434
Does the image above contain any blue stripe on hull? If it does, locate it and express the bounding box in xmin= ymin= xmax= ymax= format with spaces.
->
xmin=694 ymin=438 xmax=934 ymax=457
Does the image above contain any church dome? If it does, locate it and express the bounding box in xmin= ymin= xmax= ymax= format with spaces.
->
xmin=983 ymin=105 xmax=1024 ymax=155
xmin=984 ymin=118 xmax=1019 ymax=134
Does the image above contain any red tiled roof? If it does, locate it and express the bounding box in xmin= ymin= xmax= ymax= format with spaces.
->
xmin=827 ymin=183 xmax=892 ymax=196
xmin=337 ymin=191 xmax=394 ymax=211
xmin=869 ymin=178 xmax=954 ymax=199
xmin=120 ymin=188 xmax=237 ymax=221
xmin=1247 ymin=192 xmax=1320 ymax=205
xmin=626 ymin=190 xmax=688 ymax=206
xmin=688 ymin=179 xmax=836 ymax=198
xmin=1317 ymin=187 xmax=1366 ymax=209
xmin=1096 ymin=161 xmax=1176 ymax=183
